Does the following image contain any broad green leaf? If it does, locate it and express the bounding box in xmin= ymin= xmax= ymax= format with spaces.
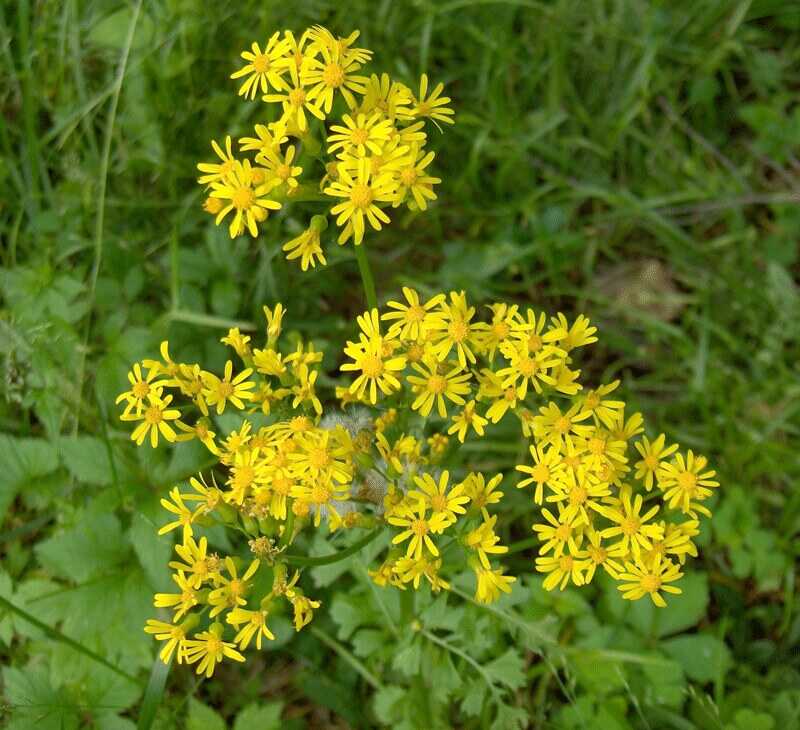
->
xmin=0 ymin=435 xmax=59 ymax=522
xmin=663 ymin=634 xmax=731 ymax=684
xmin=232 ymin=702 xmax=283 ymax=730
xmin=186 ymin=699 xmax=225 ymax=730
xmin=58 ymin=436 xmax=113 ymax=486
xmin=2 ymin=666 xmax=79 ymax=730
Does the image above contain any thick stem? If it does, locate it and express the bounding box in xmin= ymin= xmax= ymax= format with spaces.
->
xmin=284 ymin=526 xmax=382 ymax=566
xmin=354 ymin=243 xmax=378 ymax=310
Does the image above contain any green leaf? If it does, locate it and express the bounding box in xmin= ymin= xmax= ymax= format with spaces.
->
xmin=2 ymin=666 xmax=79 ymax=730
xmin=392 ymin=638 xmax=422 ymax=677
xmin=58 ymin=436 xmax=113 ymax=486
xmin=129 ymin=511 xmax=173 ymax=592
xmin=459 ymin=678 xmax=487 ymax=718
xmin=35 ymin=511 xmax=129 ymax=583
xmin=485 ymin=648 xmax=526 ymax=690
xmin=663 ymin=634 xmax=731 ymax=683
xmin=0 ymin=435 xmax=59 ymax=522
xmin=187 ymin=699 xmax=225 ymax=730
xmin=232 ymin=702 xmax=283 ymax=730
xmin=0 ymin=571 xmax=13 ymax=645
xmin=372 ymin=686 xmax=405 ymax=725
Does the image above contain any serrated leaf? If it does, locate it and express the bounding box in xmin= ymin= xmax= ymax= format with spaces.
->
xmin=2 ymin=666 xmax=79 ymax=730
xmin=58 ymin=436 xmax=113 ymax=486
xmin=459 ymin=678 xmax=487 ymax=718
xmin=0 ymin=435 xmax=59 ymax=522
xmin=392 ymin=638 xmax=422 ymax=677
xmin=485 ymin=648 xmax=526 ymax=690
xmin=372 ymin=685 xmax=405 ymax=725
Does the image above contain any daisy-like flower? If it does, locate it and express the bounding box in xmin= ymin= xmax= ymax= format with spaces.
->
xmin=393 ymin=555 xmax=449 ymax=592
xmin=328 ymin=112 xmax=394 ymax=157
xmin=532 ymin=401 xmax=594 ymax=452
xmin=115 ymin=362 xmax=164 ymax=417
xmin=208 ymin=557 xmax=261 ymax=617
xmin=409 ymin=470 xmax=470 ymax=529
xmin=579 ymin=528 xmax=625 ymax=582
xmin=393 ymin=147 xmax=441 ymax=210
xmin=282 ymin=225 xmax=327 ymax=270
xmin=263 ymin=63 xmax=325 ymax=132
xmin=154 ymin=571 xmax=200 ymax=621
xmin=144 ymin=619 xmax=188 ymax=664
xmin=121 ymin=393 xmax=181 ymax=448
xmin=425 ymin=290 xmax=478 ymax=368
xmin=617 ymin=554 xmax=683 ymax=607
xmin=182 ymin=623 xmax=245 ymax=677
xmin=301 ymin=42 xmax=367 ymax=113
xmin=465 ymin=514 xmax=508 ymax=568
xmin=158 ymin=487 xmax=202 ymax=541
xmin=406 ymin=357 xmax=472 ymax=418
xmin=657 ymin=450 xmax=719 ymax=516
xmin=290 ymin=363 xmax=323 ymax=415
xmin=448 ymin=400 xmax=488 ymax=443
xmin=594 ymin=489 xmax=663 ymax=559
xmin=202 ymin=360 xmax=255 ymax=415
xmin=324 ymin=158 xmax=396 ymax=245
xmin=257 ymin=144 xmax=303 ymax=192
xmin=474 ymin=565 xmax=515 ymax=604
xmin=169 ymin=536 xmax=220 ymax=589
xmin=226 ymin=607 xmax=275 ymax=650
xmin=579 ymin=380 xmax=625 ymax=429
xmin=238 ymin=123 xmax=287 ymax=155
xmin=412 ymin=73 xmax=455 ymax=125
xmin=231 ymin=33 xmax=290 ymax=99
xmin=389 ymin=505 xmax=446 ymax=561
xmin=550 ymin=313 xmax=598 ymax=352
xmin=197 ymin=136 xmax=237 ymax=185
xmin=341 ymin=332 xmax=407 ymax=404
xmin=536 ymin=553 xmax=590 ymax=591
xmin=209 ymin=160 xmax=282 ymax=238
xmin=634 ymin=434 xmax=679 ymax=491
xmin=381 ymin=287 xmax=445 ymax=340
xmin=496 ymin=340 xmax=560 ymax=399
xmin=473 ymin=303 xmax=519 ymax=361
xmin=509 ymin=308 xmax=566 ymax=355
xmin=533 ymin=507 xmax=582 ymax=558
xmin=515 ymin=443 xmax=565 ymax=504
xmin=545 ymin=470 xmax=610 ymax=526
xmin=461 ymin=473 xmax=504 ymax=520
xmin=359 ymin=72 xmax=414 ymax=121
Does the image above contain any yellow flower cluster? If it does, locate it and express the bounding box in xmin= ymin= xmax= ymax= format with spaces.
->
xmin=118 ymin=296 xmax=718 ymax=676
xmin=196 ymin=26 xmax=453 ymax=268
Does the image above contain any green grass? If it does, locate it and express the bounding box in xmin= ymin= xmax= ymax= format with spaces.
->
xmin=1 ymin=0 xmax=799 ymax=728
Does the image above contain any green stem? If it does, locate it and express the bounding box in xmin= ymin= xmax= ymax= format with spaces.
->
xmin=309 ymin=625 xmax=383 ymax=689
xmin=354 ymin=243 xmax=378 ymax=310
xmin=0 ymin=594 xmax=142 ymax=686
xmin=278 ymin=499 xmax=295 ymax=548
xmin=284 ymin=527 xmax=382 ymax=566
xmin=505 ymin=535 xmax=540 ymax=555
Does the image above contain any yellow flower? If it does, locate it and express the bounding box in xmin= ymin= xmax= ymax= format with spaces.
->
xmin=283 ymin=226 xmax=327 ymax=270
xmin=657 ymin=450 xmax=719 ymax=517
xmin=496 ymin=341 xmax=559 ymax=399
xmin=288 ymin=591 xmax=321 ymax=631
xmin=388 ymin=498 xmax=449 ymax=559
xmin=617 ymin=554 xmax=683 ymax=607
xmin=290 ymin=363 xmax=323 ymax=415
xmin=169 ymin=536 xmax=220 ymax=589
xmin=634 ymin=434 xmax=679 ymax=491
xmin=408 ymin=470 xmax=469 ymax=528
xmin=579 ymin=380 xmax=625 ymax=429
xmin=406 ymin=357 xmax=472 ymax=418
xmin=220 ymin=327 xmax=251 ymax=359
xmin=425 ymin=291 xmax=478 ymax=368
xmin=381 ymin=287 xmax=444 ymax=340
xmin=465 ymin=514 xmax=508 ymax=569
xmin=154 ymin=572 xmax=200 ymax=621
xmin=197 ymin=136 xmax=237 ymax=185
xmin=515 ymin=443 xmax=564 ymax=505
xmin=536 ymin=553 xmax=589 ymax=591
xmin=325 ymin=158 xmax=395 ymax=245
xmin=545 ymin=470 xmax=610 ymax=526
xmin=207 ymin=557 xmax=260 ymax=617
xmin=595 ymin=490 xmax=663 ymax=560
xmin=301 ymin=41 xmax=367 ymax=113
xmin=579 ymin=528 xmax=625 ymax=582
xmin=144 ymin=619 xmax=188 ymax=664
xmin=448 ymin=400 xmax=488 ymax=443
xmin=412 ymin=73 xmax=455 ymax=125
xmin=263 ymin=63 xmax=325 ymax=132
xmin=461 ymin=473 xmax=504 ymax=519
xmin=116 ymin=362 xmax=165 ymax=417
xmin=158 ymin=487 xmax=202 ymax=541
xmin=182 ymin=623 xmax=245 ymax=677
xmin=533 ymin=508 xmax=581 ymax=558
xmin=202 ymin=360 xmax=255 ymax=414
xmin=256 ymin=144 xmax=303 ymax=191
xmin=550 ymin=313 xmax=598 ymax=351
xmin=209 ymin=160 xmax=282 ymax=238
xmin=341 ymin=325 xmax=407 ymax=404
xmin=263 ymin=302 xmax=285 ymax=342
xmin=121 ymin=393 xmax=181 ymax=448
xmin=474 ymin=565 xmax=515 ymax=604
xmin=328 ymin=112 xmax=393 ymax=157
xmin=532 ymin=401 xmax=594 ymax=452
xmin=238 ymin=123 xmax=287 ymax=155
xmin=393 ymin=147 xmax=440 ymax=210
xmin=226 ymin=608 xmax=275 ymax=650
xmin=359 ymin=72 xmax=414 ymax=121
xmin=230 ymin=33 xmax=290 ymax=99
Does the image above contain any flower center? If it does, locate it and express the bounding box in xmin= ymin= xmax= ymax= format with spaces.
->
xmin=400 ymin=167 xmax=417 ymax=185
xmin=641 ymin=574 xmax=662 ymax=593
xmin=528 ymin=334 xmax=543 ymax=352
xmin=644 ymin=455 xmax=658 ymax=470
xmin=289 ymin=87 xmax=306 ymax=106
xmin=585 ymin=393 xmax=600 ymax=409
xmin=531 ymin=464 xmax=550 ymax=483
xmin=351 ymin=128 xmax=369 ymax=145
xmin=144 ymin=406 xmax=163 ymax=424
xmin=554 ymin=416 xmax=571 ymax=433
xmin=132 ymin=381 xmax=150 ymax=398
xmin=232 ymin=186 xmax=255 ymax=210
xmin=309 ymin=448 xmax=331 ymax=470
xmin=621 ymin=517 xmax=640 ymax=536
xmin=430 ymin=494 xmax=448 ymax=512
xmin=588 ymin=438 xmax=606 ymax=455
xmin=310 ymin=483 xmax=331 ymax=504
xmin=218 ymin=381 xmax=234 ymax=398
xmin=323 ymin=63 xmax=344 ymax=87
xmin=448 ymin=320 xmax=468 ymax=342
xmin=518 ymin=356 xmax=537 ymax=377
xmin=351 ymin=184 xmax=374 ymax=208
xmin=252 ymin=54 xmax=270 ymax=73
xmin=427 ymin=375 xmax=447 ymax=394
xmin=558 ymin=555 xmax=573 ymax=572
xmin=677 ymin=471 xmax=697 ymax=491
xmin=362 ymin=354 xmax=384 ymax=378
xmin=407 ymin=305 xmax=426 ymax=322
xmin=411 ymin=519 xmax=429 ymax=538
xmin=503 ymin=387 xmax=517 ymax=402
xmin=276 ymin=163 xmax=292 ymax=180
xmin=493 ymin=322 xmax=509 ymax=339
xmin=569 ymin=486 xmax=587 ymax=505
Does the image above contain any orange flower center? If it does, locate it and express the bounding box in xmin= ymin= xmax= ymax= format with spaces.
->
xmin=427 ymin=375 xmax=448 ymax=394
xmin=362 ymin=354 xmax=384 ymax=378
xmin=252 ymin=54 xmax=270 ymax=73
xmin=351 ymin=184 xmax=374 ymax=208
xmin=232 ymin=186 xmax=255 ymax=210
xmin=323 ymin=63 xmax=345 ymax=88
